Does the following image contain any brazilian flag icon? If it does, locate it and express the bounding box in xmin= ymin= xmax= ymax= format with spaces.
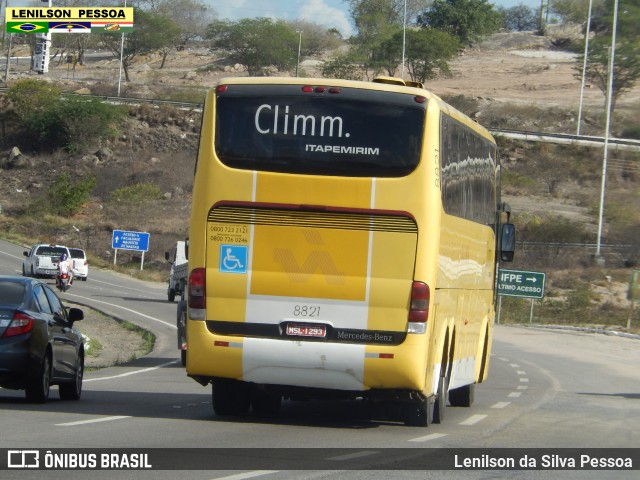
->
xmin=7 ymin=22 xmax=49 ymax=33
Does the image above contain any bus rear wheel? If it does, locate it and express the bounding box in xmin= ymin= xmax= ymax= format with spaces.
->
xmin=403 ymin=396 xmax=434 ymax=427
xmin=212 ymin=379 xmax=250 ymax=416
xmin=251 ymin=388 xmax=282 ymax=416
xmin=449 ymin=384 xmax=475 ymax=407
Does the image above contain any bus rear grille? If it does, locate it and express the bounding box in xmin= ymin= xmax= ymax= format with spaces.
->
xmin=208 ymin=205 xmax=417 ymax=233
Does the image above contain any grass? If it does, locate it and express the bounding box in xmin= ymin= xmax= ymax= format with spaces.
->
xmin=120 ymin=320 xmax=156 ymax=360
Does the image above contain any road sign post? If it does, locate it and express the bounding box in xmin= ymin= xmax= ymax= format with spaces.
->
xmin=111 ymin=230 xmax=150 ymax=270
xmin=497 ymin=269 xmax=546 ymax=324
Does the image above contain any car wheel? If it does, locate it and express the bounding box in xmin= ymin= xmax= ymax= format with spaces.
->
xmin=82 ymin=277 xmax=87 ymax=281
xmin=25 ymin=352 xmax=51 ymax=403
xmin=59 ymin=354 xmax=83 ymax=401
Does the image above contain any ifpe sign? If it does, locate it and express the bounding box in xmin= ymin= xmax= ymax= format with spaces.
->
xmin=498 ymin=269 xmax=546 ymax=299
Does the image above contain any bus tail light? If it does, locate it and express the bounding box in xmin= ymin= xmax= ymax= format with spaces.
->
xmin=188 ymin=268 xmax=206 ymax=320
xmin=408 ymin=281 xmax=429 ymax=334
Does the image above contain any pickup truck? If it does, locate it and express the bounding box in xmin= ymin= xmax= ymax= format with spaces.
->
xmin=165 ymin=240 xmax=188 ymax=302
xmin=22 ymin=244 xmax=71 ymax=278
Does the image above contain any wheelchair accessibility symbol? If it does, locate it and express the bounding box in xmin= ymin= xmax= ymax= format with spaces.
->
xmin=220 ymin=245 xmax=248 ymax=274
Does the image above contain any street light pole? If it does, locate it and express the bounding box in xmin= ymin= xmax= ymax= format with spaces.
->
xmin=595 ymin=0 xmax=619 ymax=261
xmin=117 ymin=0 xmax=127 ymax=97
xmin=577 ymin=0 xmax=593 ymax=136
xmin=295 ymin=30 xmax=302 ymax=77
xmin=401 ymin=0 xmax=407 ymax=79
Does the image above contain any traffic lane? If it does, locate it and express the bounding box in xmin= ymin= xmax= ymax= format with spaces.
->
xmin=52 ymin=272 xmax=179 ymax=360
xmin=487 ymin=325 xmax=640 ymax=448
xmin=0 ymin=346 xmax=555 ymax=451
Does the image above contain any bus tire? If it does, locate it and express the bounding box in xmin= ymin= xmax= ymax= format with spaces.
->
xmin=212 ymin=379 xmax=250 ymax=416
xmin=433 ymin=375 xmax=448 ymax=424
xmin=180 ymin=349 xmax=187 ymax=367
xmin=251 ymin=388 xmax=282 ymax=416
xmin=449 ymin=384 xmax=475 ymax=407
xmin=403 ymin=397 xmax=433 ymax=427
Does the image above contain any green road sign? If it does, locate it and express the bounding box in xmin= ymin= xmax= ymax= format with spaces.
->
xmin=498 ymin=269 xmax=546 ymax=299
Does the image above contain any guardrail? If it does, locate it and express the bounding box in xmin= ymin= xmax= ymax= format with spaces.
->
xmin=491 ymin=128 xmax=640 ymax=152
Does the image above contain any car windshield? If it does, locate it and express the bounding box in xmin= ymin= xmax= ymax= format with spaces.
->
xmin=0 ymin=281 xmax=26 ymax=306
xmin=69 ymin=249 xmax=85 ymax=259
xmin=35 ymin=246 xmax=68 ymax=257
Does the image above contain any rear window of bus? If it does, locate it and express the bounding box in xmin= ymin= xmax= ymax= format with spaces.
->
xmin=214 ymin=84 xmax=426 ymax=177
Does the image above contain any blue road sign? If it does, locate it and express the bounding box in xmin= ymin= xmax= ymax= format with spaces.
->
xmin=112 ymin=230 xmax=150 ymax=252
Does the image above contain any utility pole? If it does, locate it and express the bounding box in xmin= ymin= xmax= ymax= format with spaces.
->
xmin=577 ymin=0 xmax=594 ymax=136
xmin=595 ymin=0 xmax=620 ymax=262
xmin=295 ymin=30 xmax=302 ymax=77
xmin=117 ymin=0 xmax=127 ymax=96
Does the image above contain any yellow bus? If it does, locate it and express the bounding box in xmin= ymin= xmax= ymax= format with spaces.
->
xmin=185 ymin=76 xmax=515 ymax=426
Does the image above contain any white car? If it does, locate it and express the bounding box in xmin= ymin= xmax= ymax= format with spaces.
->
xmin=69 ymin=248 xmax=89 ymax=281
xmin=22 ymin=244 xmax=70 ymax=278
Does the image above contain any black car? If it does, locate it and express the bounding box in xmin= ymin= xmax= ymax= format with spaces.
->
xmin=0 ymin=276 xmax=84 ymax=402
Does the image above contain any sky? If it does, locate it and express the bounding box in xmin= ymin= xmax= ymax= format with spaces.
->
xmin=3 ymin=1 xmax=545 ymax=38
xmin=205 ymin=0 xmax=544 ymax=38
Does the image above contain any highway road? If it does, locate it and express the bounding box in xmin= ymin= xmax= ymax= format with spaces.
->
xmin=0 ymin=239 xmax=638 ymax=479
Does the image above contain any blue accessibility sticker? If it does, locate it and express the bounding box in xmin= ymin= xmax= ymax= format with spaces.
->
xmin=219 ymin=245 xmax=248 ymax=274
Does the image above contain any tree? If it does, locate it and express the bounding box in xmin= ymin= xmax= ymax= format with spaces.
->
xmin=417 ymin=0 xmax=502 ymax=46
xmin=573 ymin=0 xmax=640 ymax=111
xmin=206 ymin=18 xmax=298 ymax=76
xmin=552 ymin=0 xmax=607 ymax=27
xmin=404 ymin=28 xmax=460 ymax=83
xmin=153 ymin=0 xmax=216 ymax=50
xmin=286 ymin=20 xmax=344 ymax=57
xmin=100 ymin=8 xmax=181 ymax=81
xmin=497 ymin=4 xmax=538 ymax=31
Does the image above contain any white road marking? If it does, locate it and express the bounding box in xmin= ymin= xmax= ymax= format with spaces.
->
xmin=510 ymin=363 xmax=520 ymax=368
xmin=56 ymin=415 xmax=131 ymax=426
xmin=211 ymin=471 xmax=279 ymax=480
xmin=327 ymin=451 xmax=379 ymax=461
xmin=498 ymin=357 xmax=509 ymax=362
xmin=408 ymin=433 xmax=448 ymax=443
xmin=459 ymin=414 xmax=487 ymax=426
xmin=66 ymin=293 xmax=176 ymax=329
xmin=509 ymin=392 xmax=522 ymax=398
xmin=491 ymin=402 xmax=511 ymax=409
xmin=517 ymin=386 xmax=528 ymax=390
xmin=519 ymin=378 xmax=529 ymax=382
xmin=84 ymin=360 xmax=178 ymax=382
xmin=517 ymin=370 xmax=527 ymax=375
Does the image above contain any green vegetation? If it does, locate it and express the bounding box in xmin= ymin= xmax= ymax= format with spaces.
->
xmin=109 ymin=183 xmax=163 ymax=205
xmin=47 ymin=173 xmax=97 ymax=217
xmin=6 ymin=80 xmax=126 ymax=153
xmin=121 ymin=320 xmax=155 ymax=361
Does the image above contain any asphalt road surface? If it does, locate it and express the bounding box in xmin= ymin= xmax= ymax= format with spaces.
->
xmin=0 ymin=240 xmax=638 ymax=480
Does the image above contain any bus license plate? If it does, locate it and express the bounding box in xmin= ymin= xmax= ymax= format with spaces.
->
xmin=285 ymin=323 xmax=326 ymax=338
